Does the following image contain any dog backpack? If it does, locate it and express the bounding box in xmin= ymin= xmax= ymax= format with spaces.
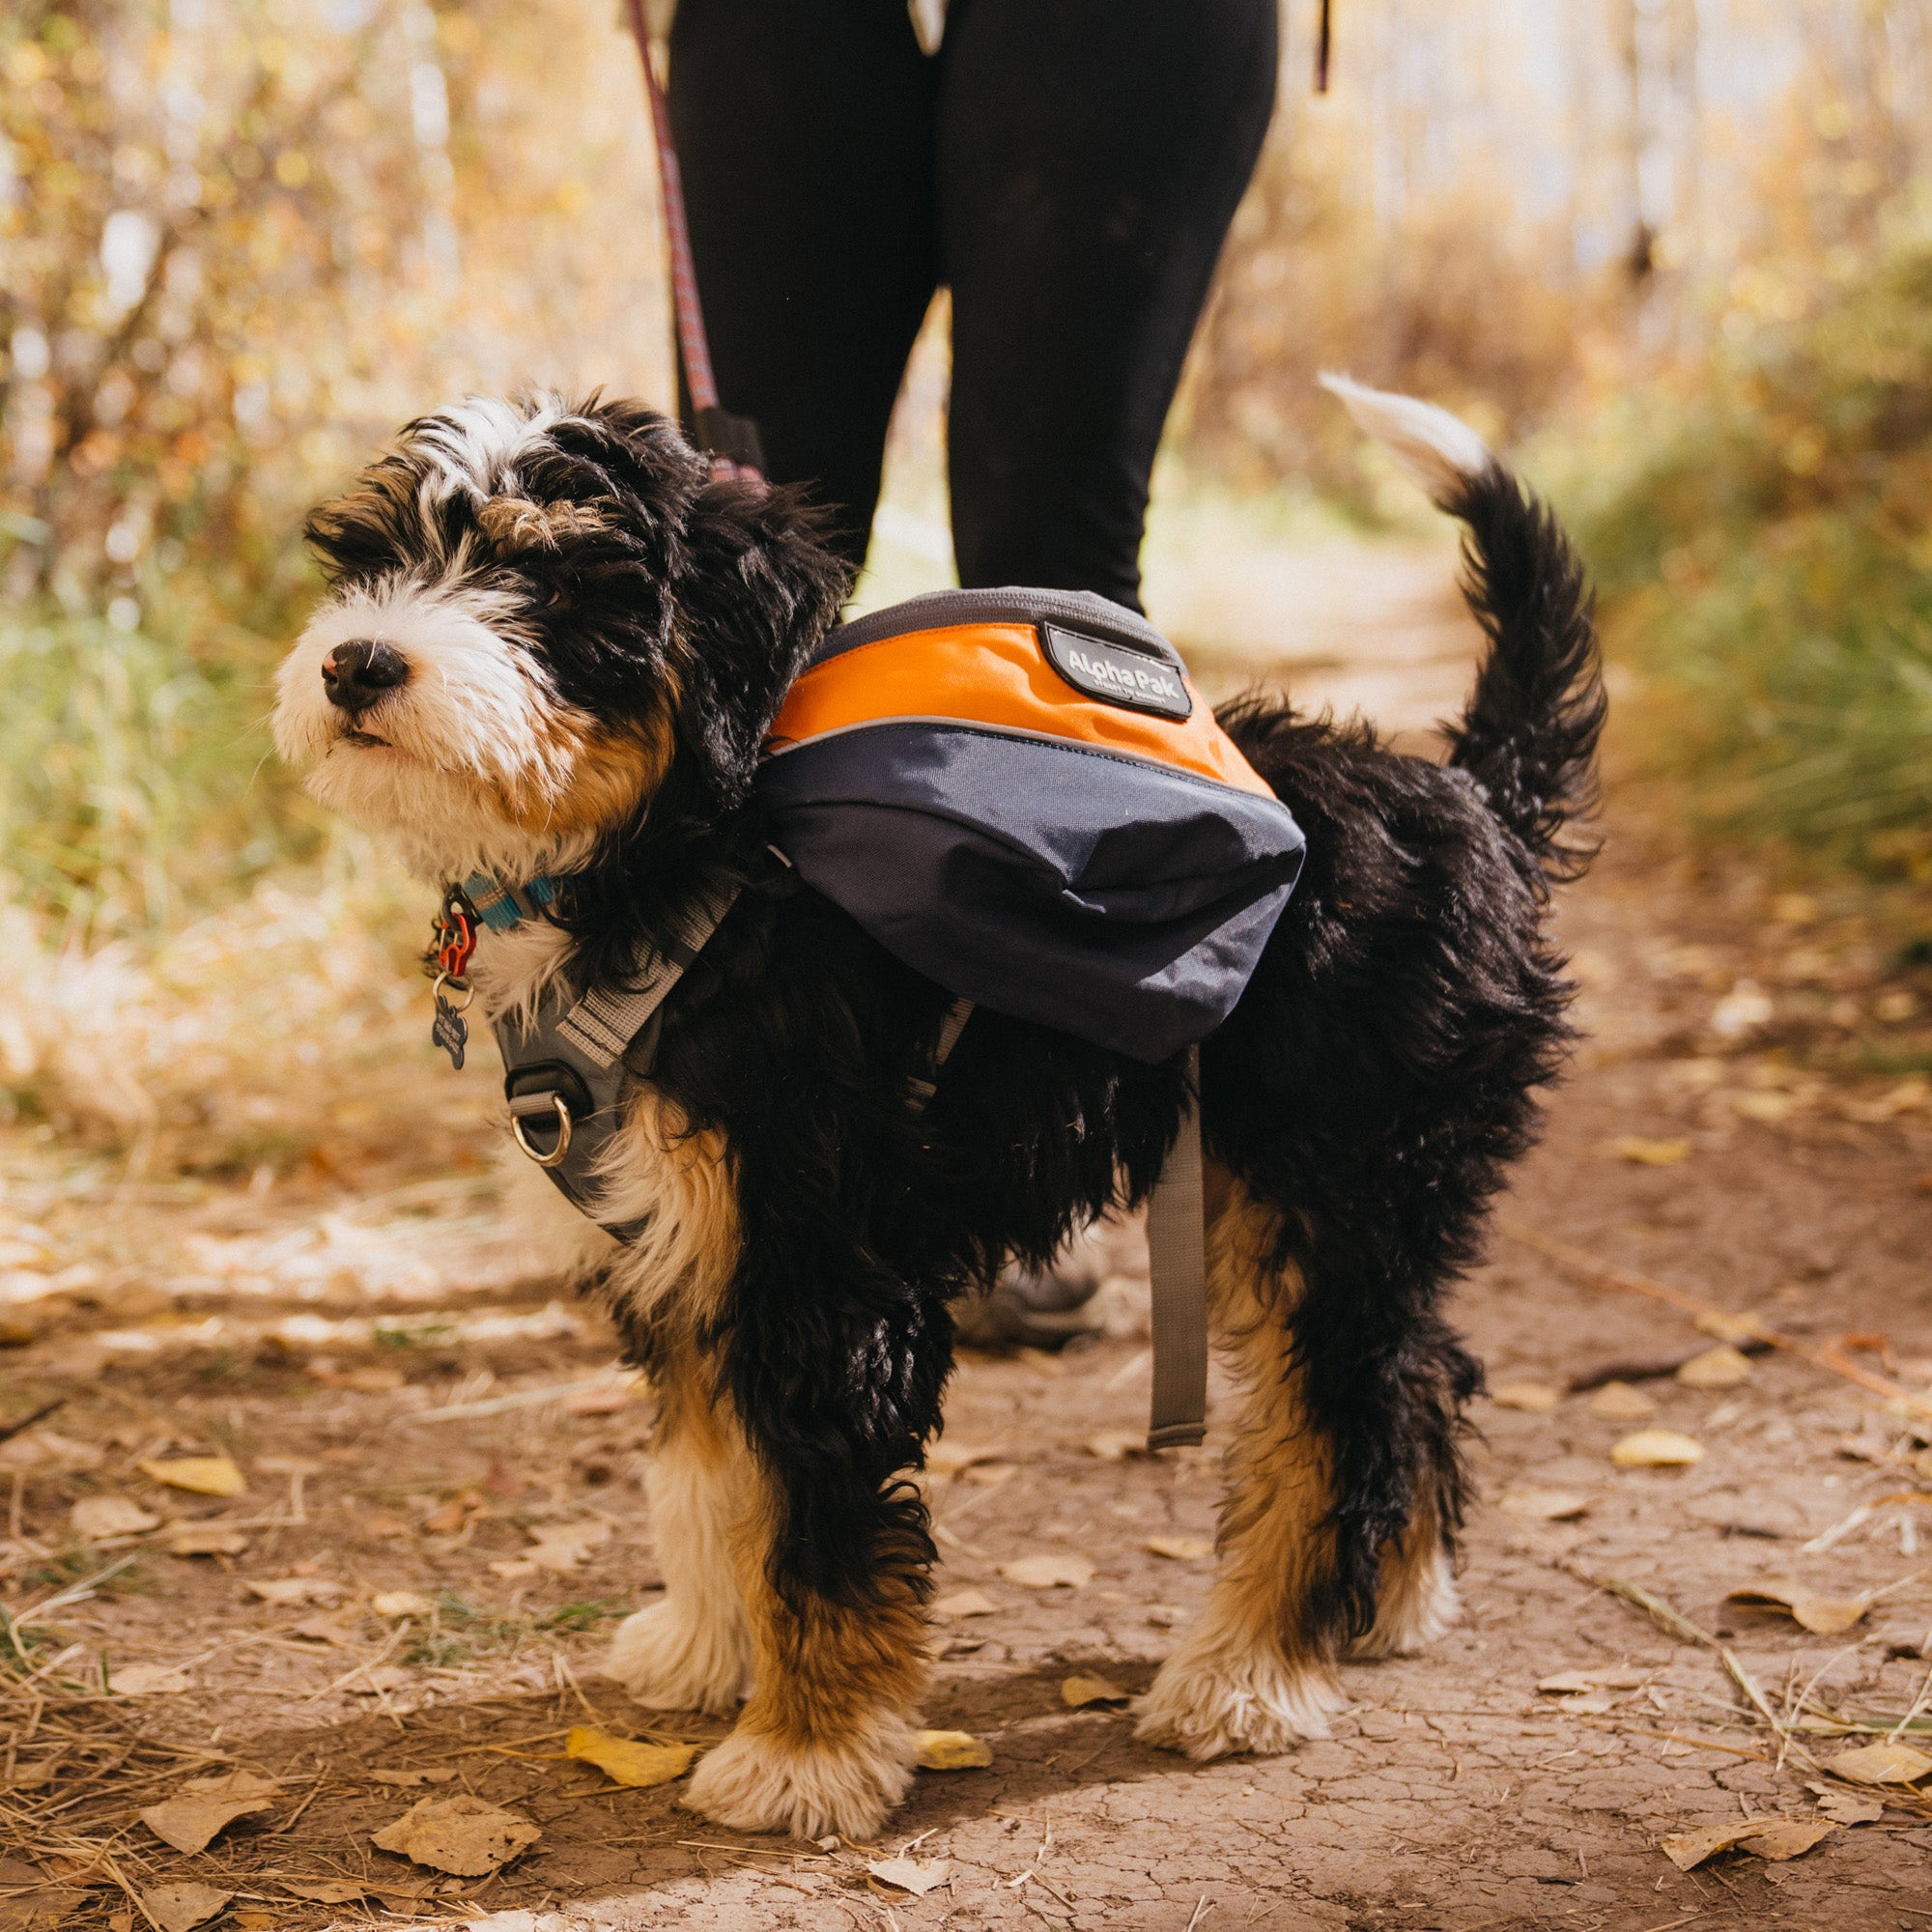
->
xmin=490 ymin=586 xmax=1304 ymax=1449
xmin=760 ymin=586 xmax=1304 ymax=1061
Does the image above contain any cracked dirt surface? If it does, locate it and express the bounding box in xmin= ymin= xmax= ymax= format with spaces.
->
xmin=3 ymin=562 xmax=1932 ymax=1928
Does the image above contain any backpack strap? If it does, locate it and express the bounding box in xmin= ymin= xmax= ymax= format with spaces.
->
xmin=1144 ymin=1044 xmax=1208 ymax=1450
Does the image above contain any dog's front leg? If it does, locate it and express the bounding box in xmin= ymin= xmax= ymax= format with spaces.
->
xmin=605 ymin=1350 xmax=755 ymax=1716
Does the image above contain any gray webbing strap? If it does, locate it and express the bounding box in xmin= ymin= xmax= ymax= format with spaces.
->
xmin=1144 ymin=1043 xmax=1208 ymax=1450
xmin=555 ymin=880 xmax=741 ymax=1068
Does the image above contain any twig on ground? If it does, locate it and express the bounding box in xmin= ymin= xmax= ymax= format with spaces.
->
xmin=1500 ymin=1222 xmax=1932 ymax=1420
xmin=0 ymin=1399 xmax=65 ymax=1445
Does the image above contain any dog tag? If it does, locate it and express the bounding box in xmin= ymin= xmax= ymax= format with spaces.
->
xmin=432 ymin=993 xmax=469 ymax=1070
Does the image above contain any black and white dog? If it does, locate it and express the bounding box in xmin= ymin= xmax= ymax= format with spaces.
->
xmin=273 ymin=381 xmax=1603 ymax=1838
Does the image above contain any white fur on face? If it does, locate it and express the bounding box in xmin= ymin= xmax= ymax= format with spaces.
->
xmin=273 ymin=570 xmax=596 ymax=883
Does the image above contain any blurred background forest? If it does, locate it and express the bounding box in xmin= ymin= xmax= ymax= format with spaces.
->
xmin=1 ymin=0 xmax=1929 ymax=1179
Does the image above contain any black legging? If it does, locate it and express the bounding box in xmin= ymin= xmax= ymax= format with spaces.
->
xmin=667 ymin=0 xmax=1277 ymax=613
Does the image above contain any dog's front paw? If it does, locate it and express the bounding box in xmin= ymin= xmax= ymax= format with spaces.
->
xmin=1133 ymin=1639 xmax=1344 ymax=1760
xmin=602 ymin=1599 xmax=752 ymax=1716
xmin=683 ymin=1716 xmax=916 ymax=1839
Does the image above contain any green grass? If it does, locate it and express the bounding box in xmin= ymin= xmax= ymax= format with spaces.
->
xmin=1557 ymin=219 xmax=1932 ymax=880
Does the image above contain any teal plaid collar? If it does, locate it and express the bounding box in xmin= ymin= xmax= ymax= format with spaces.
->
xmin=461 ymin=871 xmax=557 ymax=932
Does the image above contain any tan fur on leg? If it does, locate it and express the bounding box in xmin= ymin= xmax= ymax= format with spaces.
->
xmin=681 ymin=1463 xmax=928 ymax=1839
xmin=603 ymin=1370 xmax=754 ymax=1714
xmin=1347 ymin=1499 xmax=1460 ymax=1659
xmin=1135 ymin=1177 xmax=1348 ymax=1759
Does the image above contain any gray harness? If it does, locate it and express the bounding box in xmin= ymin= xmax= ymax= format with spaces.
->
xmin=477 ymin=879 xmax=1208 ymax=1451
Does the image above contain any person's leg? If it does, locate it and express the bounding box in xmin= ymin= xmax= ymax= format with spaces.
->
xmin=668 ymin=0 xmax=939 ymax=567
xmin=939 ymin=0 xmax=1277 ymax=611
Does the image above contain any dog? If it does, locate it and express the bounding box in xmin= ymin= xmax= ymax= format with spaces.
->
xmin=272 ymin=379 xmax=1604 ymax=1839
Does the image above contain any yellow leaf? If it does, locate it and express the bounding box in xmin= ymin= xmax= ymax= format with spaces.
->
xmin=1726 ymin=1578 xmax=1869 ymax=1636
xmin=1498 ymin=1487 xmax=1592 ymax=1522
xmin=1586 ymin=1380 xmax=1657 ymax=1420
xmin=1489 ymin=1380 xmax=1561 ymax=1413
xmin=1061 ymin=1674 xmax=1129 ymax=1707
xmin=916 ymin=1729 xmax=993 ymax=1771
xmin=1145 ymin=1536 xmax=1213 ymax=1562
xmin=1676 ymin=1345 xmax=1755 ymax=1389
xmin=1611 ymin=1136 xmax=1690 ymax=1166
xmin=1610 ymin=1429 xmax=1704 ymax=1467
xmin=563 ymin=1726 xmax=695 ymax=1789
xmin=140 ymin=1456 xmax=245 ymax=1497
xmin=1829 ymin=1740 xmax=1932 ymax=1785
xmin=1000 ymin=1553 xmax=1094 ymax=1588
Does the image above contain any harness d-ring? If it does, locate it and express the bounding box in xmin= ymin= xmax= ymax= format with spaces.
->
xmin=511 ymin=1095 xmax=573 ymax=1168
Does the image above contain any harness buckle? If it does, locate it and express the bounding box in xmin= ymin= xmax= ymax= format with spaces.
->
xmin=509 ymin=1094 xmax=574 ymax=1168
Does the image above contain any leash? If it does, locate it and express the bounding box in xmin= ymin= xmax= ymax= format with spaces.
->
xmin=620 ymin=0 xmax=766 ymax=482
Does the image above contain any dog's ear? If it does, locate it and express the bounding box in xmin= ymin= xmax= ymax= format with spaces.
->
xmin=671 ymin=478 xmax=853 ymax=804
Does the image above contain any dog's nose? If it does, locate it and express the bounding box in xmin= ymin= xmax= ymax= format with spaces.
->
xmin=321 ymin=639 xmax=410 ymax=712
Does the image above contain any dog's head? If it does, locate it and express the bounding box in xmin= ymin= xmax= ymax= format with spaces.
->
xmin=273 ymin=393 xmax=850 ymax=882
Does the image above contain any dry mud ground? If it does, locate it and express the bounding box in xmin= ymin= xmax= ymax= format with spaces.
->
xmin=2 ymin=552 xmax=1932 ymax=1929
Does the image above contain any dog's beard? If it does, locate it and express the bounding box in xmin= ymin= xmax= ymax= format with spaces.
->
xmin=273 ymin=570 xmax=596 ymax=883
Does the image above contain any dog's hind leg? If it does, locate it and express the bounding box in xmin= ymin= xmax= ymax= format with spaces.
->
xmin=1134 ymin=1179 xmax=1350 ymax=1759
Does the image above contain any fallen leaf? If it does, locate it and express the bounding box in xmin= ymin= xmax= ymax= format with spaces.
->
xmin=1807 ymin=1782 xmax=1883 ymax=1825
xmin=961 ymin=1462 xmax=1016 ymax=1488
xmin=370 ymin=1768 xmax=460 ymax=1786
xmin=140 ymin=1885 xmax=233 ymax=1932
xmin=364 ymin=1512 xmax=412 ymax=1538
xmin=932 ymin=1588 xmax=1000 ymax=1619
xmin=1146 ymin=1604 xmax=1185 ymax=1628
xmin=140 ymin=1772 xmax=279 ymax=1854
xmin=348 ymin=1664 xmax=413 ymax=1696
xmin=289 ymin=1613 xmax=354 ymax=1645
xmin=1710 ymin=981 xmax=1774 ymax=1037
xmin=1061 ymin=1674 xmax=1129 ymax=1707
xmin=1828 ymin=1740 xmax=1932 ymax=1785
xmin=0 ymin=1429 xmax=102 ymax=1471
xmin=915 ymin=1729 xmax=993 ymax=1771
xmin=1731 ymin=1091 xmax=1801 ymax=1124
xmin=1676 ymin=1344 xmax=1755 ymax=1390
xmin=1738 ymin=1819 xmax=1836 ymax=1861
xmin=1842 ymin=1075 xmax=1930 ymax=1123
xmin=1661 ymin=1824 xmax=1745 ymax=1872
xmin=71 ymin=1495 xmax=158 ymax=1541
xmin=1695 ymin=1308 xmax=1768 ymax=1345
xmin=1725 ymin=1579 xmax=1870 ymax=1636
xmin=867 ymin=1856 xmax=951 ymax=1896
xmin=564 ymin=1726 xmax=695 ymax=1788
xmin=278 ymin=1881 xmax=369 ymax=1904
xmin=525 ymin=1519 xmax=611 ymax=1572
xmin=564 ymin=1385 xmax=633 ymax=1416
xmin=1146 ymin=1536 xmax=1213 ymax=1562
xmin=371 ymin=1591 xmax=437 ymax=1618
xmin=139 ymin=1457 xmax=245 ymax=1497
xmin=422 ymin=1489 xmax=486 ymax=1535
xmin=1612 ymin=1136 xmax=1691 ymax=1166
xmin=487 ymin=1559 xmax=540 ymax=1580
xmin=1489 ymin=1380 xmax=1562 ymax=1413
xmin=1498 ymin=1487 xmax=1593 ymax=1522
xmin=111 ymin=1662 xmax=193 ymax=1695
xmin=164 ymin=1524 xmax=250 ymax=1557
xmin=243 ymin=1577 xmax=343 ymax=1606
xmin=1085 ymin=1430 xmax=1146 ymax=1462
xmin=1538 ymin=1667 xmax=1648 ymax=1693
xmin=371 ymin=1795 xmax=541 ymax=1875
xmin=1001 ymin=1553 xmax=1094 ymax=1588
xmin=1610 ymin=1429 xmax=1704 ymax=1468
xmin=925 ymin=1440 xmax=1004 ymax=1477
xmin=234 ymin=1913 xmax=277 ymax=1931
xmin=1587 ymin=1380 xmax=1658 ymax=1420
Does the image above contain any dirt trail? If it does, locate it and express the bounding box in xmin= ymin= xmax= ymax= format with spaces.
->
xmin=3 ymin=542 xmax=1932 ymax=1929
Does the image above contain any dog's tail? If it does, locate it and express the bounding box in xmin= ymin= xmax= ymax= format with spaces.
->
xmin=1321 ymin=374 xmax=1606 ymax=887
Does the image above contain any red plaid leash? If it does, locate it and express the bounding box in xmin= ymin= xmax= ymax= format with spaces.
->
xmin=621 ymin=0 xmax=765 ymax=484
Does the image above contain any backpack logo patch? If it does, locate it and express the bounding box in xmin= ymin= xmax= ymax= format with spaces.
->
xmin=1039 ymin=624 xmax=1192 ymax=721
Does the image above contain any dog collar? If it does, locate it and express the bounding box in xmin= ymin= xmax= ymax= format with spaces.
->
xmin=462 ymin=871 xmax=556 ymax=932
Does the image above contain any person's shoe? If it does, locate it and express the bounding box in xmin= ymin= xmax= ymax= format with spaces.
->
xmin=953 ymin=1255 xmax=1110 ymax=1350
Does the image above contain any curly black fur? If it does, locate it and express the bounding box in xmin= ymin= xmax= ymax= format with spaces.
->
xmin=301 ymin=396 xmax=1604 ymax=1659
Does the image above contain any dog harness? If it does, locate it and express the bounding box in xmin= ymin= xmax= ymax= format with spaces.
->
xmin=437 ymin=589 xmax=1305 ymax=1450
